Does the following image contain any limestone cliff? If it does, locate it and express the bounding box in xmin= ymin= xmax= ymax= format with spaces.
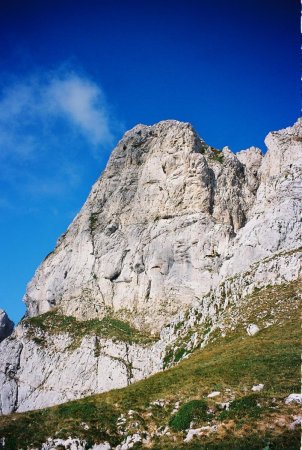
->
xmin=23 ymin=121 xmax=263 ymax=330
xmin=0 ymin=119 xmax=301 ymax=415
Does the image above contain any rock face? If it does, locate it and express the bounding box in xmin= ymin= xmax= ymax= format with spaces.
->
xmin=23 ymin=121 xmax=263 ymax=331
xmin=0 ymin=118 xmax=301 ymax=415
xmin=0 ymin=327 xmax=163 ymax=414
xmin=0 ymin=309 xmax=14 ymax=342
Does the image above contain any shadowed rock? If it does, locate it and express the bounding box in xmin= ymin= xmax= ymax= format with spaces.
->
xmin=0 ymin=309 xmax=14 ymax=342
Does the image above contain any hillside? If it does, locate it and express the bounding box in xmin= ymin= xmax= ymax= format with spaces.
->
xmin=0 ymin=280 xmax=300 ymax=449
xmin=0 ymin=118 xmax=301 ymax=449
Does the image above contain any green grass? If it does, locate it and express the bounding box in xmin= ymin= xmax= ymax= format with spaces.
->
xmin=219 ymin=394 xmax=262 ymax=421
xmin=0 ymin=281 xmax=300 ymax=448
xmin=25 ymin=311 xmax=157 ymax=347
xmin=151 ymin=429 xmax=300 ymax=449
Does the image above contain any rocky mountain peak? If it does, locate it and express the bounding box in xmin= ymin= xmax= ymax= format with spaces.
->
xmin=261 ymin=118 xmax=302 ymax=181
xmin=23 ymin=119 xmax=267 ymax=327
xmin=22 ymin=119 xmax=301 ymax=330
xmin=0 ymin=118 xmax=300 ymax=416
xmin=20 ymin=120 xmax=301 ymax=330
xmin=0 ymin=309 xmax=14 ymax=342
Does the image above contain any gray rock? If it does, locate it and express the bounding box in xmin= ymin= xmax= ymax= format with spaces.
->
xmin=0 ymin=118 xmax=301 ymax=415
xmin=23 ymin=120 xmax=263 ymax=330
xmin=246 ymin=324 xmax=260 ymax=336
xmin=288 ymin=415 xmax=302 ymax=430
xmin=252 ymin=384 xmax=264 ymax=392
xmin=284 ymin=393 xmax=302 ymax=405
xmin=0 ymin=309 xmax=14 ymax=342
xmin=218 ymin=402 xmax=230 ymax=410
xmin=207 ymin=391 xmax=221 ymax=398
xmin=41 ymin=438 xmax=87 ymax=450
xmin=22 ymin=119 xmax=301 ymax=332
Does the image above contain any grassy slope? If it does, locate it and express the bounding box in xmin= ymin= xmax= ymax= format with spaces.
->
xmin=25 ymin=310 xmax=158 ymax=347
xmin=0 ymin=281 xmax=300 ymax=449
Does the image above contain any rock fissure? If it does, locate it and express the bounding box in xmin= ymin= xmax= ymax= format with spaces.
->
xmin=11 ymin=342 xmax=23 ymax=413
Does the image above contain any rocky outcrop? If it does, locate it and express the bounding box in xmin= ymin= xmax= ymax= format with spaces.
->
xmin=159 ymin=249 xmax=301 ymax=368
xmin=0 ymin=118 xmax=301 ymax=415
xmin=220 ymin=120 xmax=302 ymax=277
xmin=0 ymin=309 xmax=14 ymax=343
xmin=0 ymin=327 xmax=164 ymax=414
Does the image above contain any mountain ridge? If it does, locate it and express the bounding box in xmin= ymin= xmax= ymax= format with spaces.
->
xmin=0 ymin=118 xmax=301 ymax=417
xmin=24 ymin=118 xmax=301 ymax=329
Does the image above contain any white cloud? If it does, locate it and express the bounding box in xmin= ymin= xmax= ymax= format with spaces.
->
xmin=47 ymin=75 xmax=114 ymax=147
xmin=0 ymin=70 xmax=117 ymax=162
xmin=0 ymin=69 xmax=121 ymax=201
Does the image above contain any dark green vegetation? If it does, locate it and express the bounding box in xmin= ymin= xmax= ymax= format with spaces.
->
xmin=200 ymin=144 xmax=224 ymax=164
xmin=26 ymin=310 xmax=157 ymax=347
xmin=0 ymin=280 xmax=300 ymax=449
xmin=89 ymin=212 xmax=98 ymax=232
xmin=219 ymin=395 xmax=262 ymax=421
xmin=209 ymin=148 xmax=224 ymax=163
xmin=163 ymin=345 xmax=187 ymax=368
xmin=169 ymin=400 xmax=208 ymax=431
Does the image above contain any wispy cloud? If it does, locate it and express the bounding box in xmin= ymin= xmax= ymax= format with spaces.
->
xmin=0 ymin=70 xmax=116 ymax=160
xmin=0 ymin=68 xmax=121 ymax=204
xmin=47 ymin=75 xmax=114 ymax=148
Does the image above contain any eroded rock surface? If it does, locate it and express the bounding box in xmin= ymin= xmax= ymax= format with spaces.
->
xmin=23 ymin=119 xmax=301 ymax=331
xmin=0 ymin=328 xmax=163 ymax=413
xmin=0 ymin=118 xmax=301 ymax=414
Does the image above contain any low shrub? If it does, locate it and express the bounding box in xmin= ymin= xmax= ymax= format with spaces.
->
xmin=219 ymin=394 xmax=262 ymax=420
xmin=169 ymin=399 xmax=208 ymax=431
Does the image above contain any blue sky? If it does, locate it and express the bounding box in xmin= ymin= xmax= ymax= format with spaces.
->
xmin=0 ymin=0 xmax=300 ymax=323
